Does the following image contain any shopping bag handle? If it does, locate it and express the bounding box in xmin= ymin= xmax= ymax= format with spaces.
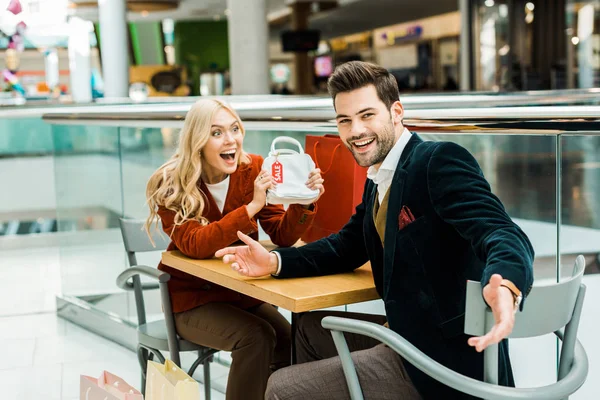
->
xmin=313 ymin=141 xmax=342 ymax=174
xmin=270 ymin=136 xmax=304 ymax=155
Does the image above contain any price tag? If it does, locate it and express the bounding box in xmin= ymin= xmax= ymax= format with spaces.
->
xmin=272 ymin=160 xmax=283 ymax=184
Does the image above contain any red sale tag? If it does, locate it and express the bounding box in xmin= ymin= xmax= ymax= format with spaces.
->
xmin=272 ymin=160 xmax=283 ymax=183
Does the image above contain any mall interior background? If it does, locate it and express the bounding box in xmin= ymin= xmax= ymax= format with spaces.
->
xmin=1 ymin=0 xmax=600 ymax=399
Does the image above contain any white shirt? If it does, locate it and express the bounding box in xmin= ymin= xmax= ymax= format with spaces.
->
xmin=205 ymin=176 xmax=230 ymax=214
xmin=367 ymin=128 xmax=412 ymax=205
xmin=273 ymin=128 xmax=412 ymax=276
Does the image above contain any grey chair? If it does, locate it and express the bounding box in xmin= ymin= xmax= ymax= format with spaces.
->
xmin=322 ymin=255 xmax=589 ymax=400
xmin=115 ymin=218 xmax=218 ymax=399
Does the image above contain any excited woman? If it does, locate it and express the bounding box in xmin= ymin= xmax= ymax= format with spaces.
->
xmin=145 ymin=99 xmax=324 ymax=400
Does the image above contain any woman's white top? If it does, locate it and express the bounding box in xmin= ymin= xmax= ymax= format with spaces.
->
xmin=205 ymin=176 xmax=230 ymax=214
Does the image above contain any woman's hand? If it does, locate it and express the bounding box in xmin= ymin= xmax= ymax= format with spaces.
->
xmin=306 ymin=168 xmax=325 ymax=203
xmin=247 ymin=170 xmax=276 ymax=218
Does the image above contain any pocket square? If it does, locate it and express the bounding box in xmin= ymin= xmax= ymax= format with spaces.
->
xmin=398 ymin=206 xmax=416 ymax=230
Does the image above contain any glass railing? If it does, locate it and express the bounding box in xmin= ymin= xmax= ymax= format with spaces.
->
xmin=48 ymin=123 xmax=569 ymax=293
xmin=40 ymin=102 xmax=600 ymax=395
xmin=9 ymin=93 xmax=597 ymax=246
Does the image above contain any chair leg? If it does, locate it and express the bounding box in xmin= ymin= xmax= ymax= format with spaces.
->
xmin=204 ymin=358 xmax=211 ymax=400
xmin=150 ymin=349 xmax=166 ymax=364
xmin=141 ymin=373 xmax=146 ymax=396
xmin=137 ymin=346 xmax=148 ymax=396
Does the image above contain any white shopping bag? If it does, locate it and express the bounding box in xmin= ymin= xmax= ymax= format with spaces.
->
xmin=262 ymin=136 xmax=319 ymax=206
xmin=145 ymin=359 xmax=201 ymax=400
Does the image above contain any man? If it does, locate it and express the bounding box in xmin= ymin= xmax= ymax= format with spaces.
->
xmin=216 ymin=61 xmax=534 ymax=399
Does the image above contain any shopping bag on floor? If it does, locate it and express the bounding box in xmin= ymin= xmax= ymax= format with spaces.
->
xmin=145 ymin=359 xmax=201 ymax=400
xmin=80 ymin=371 xmax=143 ymax=400
xmin=301 ymin=134 xmax=368 ymax=242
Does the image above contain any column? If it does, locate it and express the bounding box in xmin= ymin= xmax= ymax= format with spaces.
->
xmin=227 ymin=0 xmax=269 ymax=94
xmin=290 ymin=1 xmax=312 ymax=95
xmin=68 ymin=17 xmax=92 ymax=103
xmin=459 ymin=0 xmax=472 ymax=91
xmin=576 ymin=3 xmax=595 ymax=88
xmin=98 ymin=0 xmax=129 ymax=98
xmin=44 ymin=48 xmax=59 ymax=89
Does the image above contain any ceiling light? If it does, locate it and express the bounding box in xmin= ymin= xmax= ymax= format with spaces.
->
xmin=498 ymin=44 xmax=510 ymax=56
xmin=499 ymin=4 xmax=508 ymax=17
xmin=484 ymin=0 xmax=495 ymax=7
xmin=526 ymin=2 xmax=535 ymax=11
xmin=525 ymin=12 xmax=534 ymax=24
xmin=572 ymin=36 xmax=580 ymax=45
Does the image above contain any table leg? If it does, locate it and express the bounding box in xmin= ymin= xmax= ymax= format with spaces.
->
xmin=291 ymin=312 xmax=300 ymax=365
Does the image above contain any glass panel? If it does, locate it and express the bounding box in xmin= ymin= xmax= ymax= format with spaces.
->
xmin=559 ymin=132 xmax=600 ymax=400
xmin=566 ymin=0 xmax=600 ymax=88
xmin=52 ymin=124 xmax=133 ymax=320
xmin=0 ymin=117 xmax=57 ymax=316
xmin=417 ymin=132 xmax=559 ymax=387
xmin=120 ymin=126 xmax=178 ymax=220
xmin=0 ymin=117 xmax=53 ymax=156
xmin=560 ymin=134 xmax=600 ymax=277
xmin=420 ymin=133 xmax=558 ymax=280
xmin=120 ymin=126 xmax=179 ymax=322
xmin=0 ymin=117 xmax=56 ymax=237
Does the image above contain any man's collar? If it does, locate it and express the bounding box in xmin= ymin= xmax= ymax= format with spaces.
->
xmin=367 ymin=128 xmax=412 ymax=179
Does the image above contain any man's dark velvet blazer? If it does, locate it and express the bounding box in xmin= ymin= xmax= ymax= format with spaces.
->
xmin=276 ymin=134 xmax=535 ymax=399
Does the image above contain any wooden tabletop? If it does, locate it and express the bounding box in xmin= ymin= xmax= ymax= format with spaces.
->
xmin=161 ymin=249 xmax=378 ymax=313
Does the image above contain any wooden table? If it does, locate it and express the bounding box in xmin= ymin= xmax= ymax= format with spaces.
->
xmin=161 ymin=248 xmax=378 ymax=363
xmin=161 ymin=250 xmax=378 ymax=313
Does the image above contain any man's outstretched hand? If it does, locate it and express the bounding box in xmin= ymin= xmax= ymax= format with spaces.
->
xmin=467 ymin=274 xmax=517 ymax=352
xmin=215 ymin=231 xmax=278 ymax=277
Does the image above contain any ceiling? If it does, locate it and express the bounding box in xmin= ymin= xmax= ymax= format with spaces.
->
xmin=308 ymin=0 xmax=459 ymax=39
xmin=69 ymin=0 xmax=459 ymax=38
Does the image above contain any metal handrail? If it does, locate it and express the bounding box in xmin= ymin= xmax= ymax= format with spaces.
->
xmin=32 ymin=90 xmax=600 ymax=122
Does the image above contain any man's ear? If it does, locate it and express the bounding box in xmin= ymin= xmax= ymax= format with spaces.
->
xmin=391 ymin=101 xmax=404 ymax=125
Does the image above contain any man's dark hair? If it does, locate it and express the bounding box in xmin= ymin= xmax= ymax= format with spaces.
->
xmin=327 ymin=61 xmax=399 ymax=110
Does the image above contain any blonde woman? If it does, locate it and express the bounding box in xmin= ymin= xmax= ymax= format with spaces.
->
xmin=145 ymin=99 xmax=324 ymax=400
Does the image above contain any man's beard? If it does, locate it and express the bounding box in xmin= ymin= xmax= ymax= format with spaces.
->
xmin=346 ymin=121 xmax=395 ymax=167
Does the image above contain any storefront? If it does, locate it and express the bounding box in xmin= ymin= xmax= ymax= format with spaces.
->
xmin=373 ymin=12 xmax=461 ymax=92
xmin=470 ymin=0 xmax=568 ymax=91
xmin=329 ymin=31 xmax=374 ymax=65
xmin=566 ymin=0 xmax=600 ymax=88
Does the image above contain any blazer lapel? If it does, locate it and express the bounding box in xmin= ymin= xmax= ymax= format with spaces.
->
xmin=383 ymin=133 xmax=423 ymax=266
xmin=364 ymin=180 xmax=380 ymax=257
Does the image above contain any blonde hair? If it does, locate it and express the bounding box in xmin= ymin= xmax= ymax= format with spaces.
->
xmin=145 ymin=99 xmax=251 ymax=240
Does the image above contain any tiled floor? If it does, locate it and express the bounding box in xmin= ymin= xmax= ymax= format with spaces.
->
xmin=0 ymin=244 xmax=227 ymax=400
xmin=0 ymin=312 xmax=228 ymax=400
xmin=1 ymin=238 xmax=598 ymax=399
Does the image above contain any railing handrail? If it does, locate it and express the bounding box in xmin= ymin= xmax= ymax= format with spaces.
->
xmin=4 ymin=90 xmax=595 ymax=121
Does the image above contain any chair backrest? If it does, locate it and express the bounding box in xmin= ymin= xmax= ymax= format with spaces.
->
xmin=120 ymin=218 xmax=170 ymax=266
xmin=119 ymin=218 xmax=171 ymax=326
xmin=465 ymin=255 xmax=585 ymax=338
xmin=464 ymin=255 xmax=587 ymax=385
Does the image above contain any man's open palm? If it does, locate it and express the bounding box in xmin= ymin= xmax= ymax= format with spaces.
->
xmin=467 ymin=274 xmax=516 ymax=352
xmin=215 ymin=231 xmax=275 ymax=277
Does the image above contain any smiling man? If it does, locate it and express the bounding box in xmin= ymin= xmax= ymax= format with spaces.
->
xmin=216 ymin=61 xmax=534 ymax=399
